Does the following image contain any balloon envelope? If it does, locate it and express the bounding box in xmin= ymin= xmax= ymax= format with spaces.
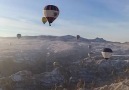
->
xmin=44 ymin=5 xmax=59 ymax=26
xmin=42 ymin=17 xmax=47 ymax=24
xmin=17 ymin=34 xmax=21 ymax=39
xmin=76 ymin=35 xmax=80 ymax=40
xmin=101 ymin=48 xmax=113 ymax=60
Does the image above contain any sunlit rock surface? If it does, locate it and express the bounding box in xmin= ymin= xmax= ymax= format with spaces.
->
xmin=0 ymin=35 xmax=129 ymax=89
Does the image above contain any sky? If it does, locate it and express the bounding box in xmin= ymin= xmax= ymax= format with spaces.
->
xmin=0 ymin=0 xmax=129 ymax=42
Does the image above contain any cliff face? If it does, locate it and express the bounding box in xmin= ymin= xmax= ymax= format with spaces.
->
xmin=0 ymin=68 xmax=66 ymax=90
xmin=0 ymin=59 xmax=129 ymax=90
xmin=0 ymin=35 xmax=129 ymax=90
xmin=94 ymin=79 xmax=129 ymax=90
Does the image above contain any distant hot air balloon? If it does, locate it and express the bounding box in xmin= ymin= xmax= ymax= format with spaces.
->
xmin=76 ymin=35 xmax=80 ymax=40
xmin=17 ymin=34 xmax=21 ymax=39
xmin=101 ymin=48 xmax=113 ymax=60
xmin=44 ymin=5 xmax=59 ymax=26
xmin=42 ymin=17 xmax=47 ymax=24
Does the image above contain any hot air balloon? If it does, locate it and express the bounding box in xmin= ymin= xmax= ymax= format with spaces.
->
xmin=76 ymin=35 xmax=80 ymax=40
xmin=42 ymin=17 xmax=47 ymax=24
xmin=17 ymin=34 xmax=21 ymax=39
xmin=101 ymin=48 xmax=113 ymax=60
xmin=44 ymin=5 xmax=59 ymax=26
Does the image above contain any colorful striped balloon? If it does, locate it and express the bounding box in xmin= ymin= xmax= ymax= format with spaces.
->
xmin=44 ymin=5 xmax=59 ymax=26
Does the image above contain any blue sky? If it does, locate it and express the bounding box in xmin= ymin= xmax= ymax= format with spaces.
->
xmin=0 ymin=0 xmax=129 ymax=42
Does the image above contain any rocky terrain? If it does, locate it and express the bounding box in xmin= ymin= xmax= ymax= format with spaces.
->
xmin=0 ymin=35 xmax=129 ymax=90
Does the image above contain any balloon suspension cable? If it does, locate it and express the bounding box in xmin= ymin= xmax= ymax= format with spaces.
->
xmin=49 ymin=23 xmax=51 ymax=26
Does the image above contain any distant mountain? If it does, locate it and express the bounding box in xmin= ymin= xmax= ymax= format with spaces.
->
xmin=90 ymin=37 xmax=109 ymax=42
xmin=20 ymin=35 xmax=108 ymax=42
xmin=124 ymin=42 xmax=129 ymax=44
xmin=0 ymin=35 xmax=110 ymax=42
